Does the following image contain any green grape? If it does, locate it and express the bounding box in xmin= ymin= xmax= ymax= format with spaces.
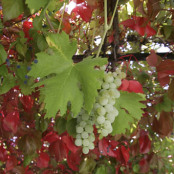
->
xmin=101 ymin=129 xmax=108 ymax=136
xmin=88 ymin=142 xmax=95 ymax=150
xmin=76 ymin=126 xmax=83 ymax=133
xmin=85 ymin=125 xmax=93 ymax=133
xmin=81 ymin=131 xmax=89 ymax=139
xmin=75 ymin=139 xmax=82 ymax=146
xmin=83 ymin=139 xmax=90 ymax=146
xmin=82 ymin=147 xmax=89 ymax=154
xmin=97 ymin=116 xmax=105 ymax=124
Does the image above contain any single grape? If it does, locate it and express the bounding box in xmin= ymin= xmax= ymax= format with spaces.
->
xmin=85 ymin=125 xmax=93 ymax=133
xmin=80 ymin=121 xmax=87 ymax=127
xmin=110 ymin=83 xmax=116 ymax=89
xmin=88 ymin=134 xmax=95 ymax=142
xmin=76 ymin=126 xmax=83 ymax=133
xmin=81 ymin=131 xmax=89 ymax=139
xmin=98 ymin=96 xmax=108 ymax=106
xmin=101 ymin=129 xmax=108 ymax=137
xmin=97 ymin=116 xmax=105 ymax=124
xmin=114 ymin=78 xmax=121 ymax=87
xmin=102 ymin=82 xmax=110 ymax=89
xmin=96 ymin=106 xmax=106 ymax=116
xmin=104 ymin=120 xmax=112 ymax=129
xmin=83 ymin=139 xmax=90 ymax=146
xmin=105 ymin=104 xmax=114 ymax=112
xmin=106 ymin=113 xmax=115 ymax=123
xmin=88 ymin=142 xmax=95 ymax=150
xmin=76 ymin=134 xmax=81 ymax=139
xmin=75 ymin=139 xmax=82 ymax=146
xmin=82 ymin=147 xmax=89 ymax=154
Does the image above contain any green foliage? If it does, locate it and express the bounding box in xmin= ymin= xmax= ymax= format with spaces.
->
xmin=25 ymin=0 xmax=49 ymax=13
xmin=0 ymin=44 xmax=7 ymax=64
xmin=54 ymin=117 xmax=67 ymax=135
xmin=2 ymin=0 xmax=25 ymax=21
xmin=112 ymin=91 xmax=146 ymax=135
xmin=29 ymin=32 xmax=107 ymax=118
xmin=0 ymin=65 xmax=15 ymax=95
xmin=66 ymin=118 xmax=77 ymax=137
xmin=155 ymin=94 xmax=174 ymax=112
xmin=79 ymin=158 xmax=96 ymax=174
xmin=95 ymin=166 xmax=107 ymax=174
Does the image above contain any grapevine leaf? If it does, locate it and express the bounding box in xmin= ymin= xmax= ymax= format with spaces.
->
xmin=112 ymin=91 xmax=146 ymax=135
xmin=28 ymin=32 xmax=107 ymax=118
xmin=0 ymin=74 xmax=15 ymax=95
xmin=2 ymin=0 xmax=25 ymax=22
xmin=0 ymin=44 xmax=7 ymax=64
xmin=112 ymin=109 xmax=133 ymax=135
xmin=25 ymin=0 xmax=49 ymax=13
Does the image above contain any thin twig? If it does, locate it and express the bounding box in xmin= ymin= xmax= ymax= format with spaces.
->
xmin=45 ymin=12 xmax=56 ymax=33
xmin=57 ymin=3 xmax=66 ymax=34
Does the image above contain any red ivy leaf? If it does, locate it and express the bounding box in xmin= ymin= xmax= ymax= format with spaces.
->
xmin=20 ymin=95 xmax=34 ymax=112
xmin=146 ymin=50 xmax=162 ymax=67
xmin=72 ymin=3 xmax=93 ymax=22
xmin=99 ymin=138 xmax=118 ymax=158
xmin=43 ymin=132 xmax=59 ymax=144
xmin=67 ymin=150 xmax=82 ymax=171
xmin=152 ymin=111 xmax=173 ymax=137
xmin=139 ymin=130 xmax=151 ymax=154
xmin=120 ymin=146 xmax=130 ymax=164
xmin=5 ymin=156 xmax=18 ymax=172
xmin=121 ymin=16 xmax=156 ymax=37
xmin=3 ymin=111 xmax=19 ymax=133
xmin=156 ymin=60 xmax=174 ymax=86
xmin=119 ymin=80 xmax=144 ymax=93
xmin=36 ymin=152 xmax=50 ymax=169
xmin=49 ymin=139 xmax=68 ymax=162
xmin=62 ymin=134 xmax=79 ymax=153
xmin=139 ymin=157 xmax=149 ymax=173
xmin=0 ymin=145 xmax=8 ymax=162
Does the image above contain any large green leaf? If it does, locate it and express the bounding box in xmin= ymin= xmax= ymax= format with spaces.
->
xmin=25 ymin=0 xmax=49 ymax=13
xmin=2 ymin=0 xmax=25 ymax=22
xmin=112 ymin=91 xmax=146 ymax=135
xmin=28 ymin=32 xmax=107 ymax=118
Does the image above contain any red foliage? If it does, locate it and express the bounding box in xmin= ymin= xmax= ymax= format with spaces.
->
xmin=0 ymin=145 xmax=8 ymax=162
xmin=139 ymin=130 xmax=151 ymax=154
xmin=36 ymin=152 xmax=50 ymax=168
xmin=2 ymin=111 xmax=19 ymax=134
xmin=20 ymin=95 xmax=34 ymax=112
xmin=72 ymin=2 xmax=93 ymax=22
xmin=5 ymin=156 xmax=18 ymax=172
xmin=121 ymin=16 xmax=156 ymax=37
xmin=23 ymin=21 xmax=33 ymax=40
xmin=119 ymin=80 xmax=144 ymax=93
xmin=67 ymin=150 xmax=82 ymax=171
xmin=156 ymin=60 xmax=174 ymax=86
xmin=146 ymin=50 xmax=162 ymax=67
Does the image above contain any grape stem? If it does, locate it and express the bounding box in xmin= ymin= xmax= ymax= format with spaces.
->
xmin=96 ymin=0 xmax=119 ymax=58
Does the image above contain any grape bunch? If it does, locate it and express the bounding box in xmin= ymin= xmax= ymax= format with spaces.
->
xmin=75 ymin=109 xmax=95 ymax=154
xmin=93 ymin=66 xmax=126 ymax=137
